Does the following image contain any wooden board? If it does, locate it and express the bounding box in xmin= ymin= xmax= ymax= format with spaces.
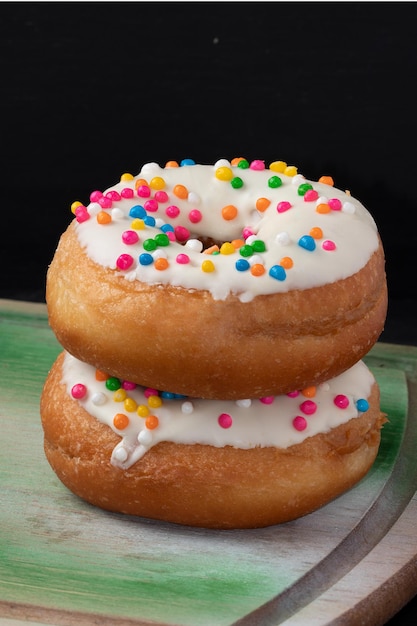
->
xmin=1 ymin=299 xmax=417 ymax=626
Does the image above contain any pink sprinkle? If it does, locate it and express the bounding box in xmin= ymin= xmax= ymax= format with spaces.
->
xmin=299 ymin=400 xmax=317 ymax=415
xmin=218 ymin=413 xmax=233 ymax=428
xmin=137 ymin=185 xmax=151 ymax=198
xmin=144 ymin=199 xmax=158 ymax=212
xmin=304 ymin=189 xmax=319 ymax=202
xmin=260 ymin=396 xmax=274 ymax=404
xmin=75 ymin=206 xmax=90 ymax=223
xmin=287 ymin=390 xmax=300 ymax=398
xmin=116 ymin=253 xmax=134 ymax=270
xmin=250 ymin=159 xmax=265 ymax=170
xmin=322 ymin=240 xmax=336 ymax=251
xmin=334 ymin=394 xmax=349 ymax=409
xmin=242 ymin=227 xmax=254 ymax=240
xmin=176 ymin=253 xmax=190 ymax=264
xmin=155 ymin=190 xmax=168 ymax=203
xmin=277 ymin=201 xmax=292 ymax=213
xmin=105 ymin=190 xmax=121 ymax=201
xmin=122 ymin=381 xmax=137 ymax=390
xmin=175 ymin=225 xmax=190 ymax=242
xmin=122 ymin=230 xmax=139 ymax=245
xmin=98 ymin=196 xmax=112 ymax=209
xmin=293 ymin=415 xmax=307 ymax=431
xmin=90 ymin=190 xmax=103 ymax=202
xmin=71 ymin=383 xmax=87 ymax=399
xmin=121 ymin=187 xmax=134 ymax=199
xmin=144 ymin=387 xmax=159 ymax=398
xmin=167 ymin=231 xmax=176 ymax=241
xmin=188 ymin=209 xmax=202 ymax=224
xmin=166 ymin=205 xmax=180 ymax=218
xmin=329 ymin=198 xmax=342 ymax=211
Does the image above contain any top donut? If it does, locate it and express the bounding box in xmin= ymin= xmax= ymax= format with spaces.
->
xmin=46 ymin=158 xmax=387 ymax=399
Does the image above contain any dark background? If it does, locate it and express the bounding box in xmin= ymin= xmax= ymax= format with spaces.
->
xmin=1 ymin=2 xmax=416 ymax=622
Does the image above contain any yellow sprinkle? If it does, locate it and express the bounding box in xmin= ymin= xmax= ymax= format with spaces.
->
xmin=71 ymin=201 xmax=83 ymax=214
xmin=124 ymin=397 xmax=138 ymax=412
xmin=201 ymin=259 xmax=215 ymax=273
xmin=137 ymin=404 xmax=149 ymax=418
xmin=284 ymin=165 xmax=298 ymax=177
xmin=215 ymin=166 xmax=233 ymax=181
xmin=269 ymin=161 xmax=287 ymax=173
xmin=220 ymin=242 xmax=236 ymax=255
xmin=148 ymin=395 xmax=163 ymax=409
xmin=131 ymin=218 xmax=145 ymax=230
xmin=150 ymin=176 xmax=165 ymax=190
xmin=113 ymin=389 xmax=127 ymax=402
xmin=120 ymin=172 xmax=134 ymax=181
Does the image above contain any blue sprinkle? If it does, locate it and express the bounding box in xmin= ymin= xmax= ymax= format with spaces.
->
xmin=139 ymin=253 xmax=153 ymax=266
xmin=298 ymin=235 xmax=316 ymax=251
xmin=144 ymin=215 xmax=156 ymax=227
xmin=129 ymin=205 xmax=146 ymax=219
xmin=269 ymin=264 xmax=287 ymax=281
xmin=161 ymin=223 xmax=175 ymax=233
xmin=180 ymin=158 xmax=196 ymax=166
xmin=356 ymin=398 xmax=369 ymax=413
xmin=235 ymin=258 xmax=250 ymax=272
xmin=160 ymin=391 xmax=176 ymax=399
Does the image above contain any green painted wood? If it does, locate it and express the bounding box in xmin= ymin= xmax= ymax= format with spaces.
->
xmin=1 ymin=300 xmax=416 ymax=626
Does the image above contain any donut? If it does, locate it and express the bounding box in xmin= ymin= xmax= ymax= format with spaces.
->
xmin=40 ymin=351 xmax=386 ymax=529
xmin=46 ymin=158 xmax=387 ymax=400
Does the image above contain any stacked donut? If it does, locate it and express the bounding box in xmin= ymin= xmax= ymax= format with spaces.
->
xmin=40 ymin=158 xmax=388 ymax=529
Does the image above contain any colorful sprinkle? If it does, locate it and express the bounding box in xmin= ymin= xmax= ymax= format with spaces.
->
xmin=201 ymin=259 xmax=215 ymax=273
xmin=113 ymin=413 xmax=130 ymax=430
xmin=356 ymin=398 xmax=369 ymax=412
xmin=277 ymin=201 xmax=292 ymax=213
xmin=116 ymin=254 xmax=134 ymax=270
xmin=145 ymin=415 xmax=159 ymax=430
xmin=122 ymin=230 xmax=139 ymax=245
xmin=218 ymin=413 xmax=233 ymax=428
xmin=299 ymin=400 xmax=317 ymax=415
xmin=334 ymin=394 xmax=349 ymax=409
xmin=293 ymin=416 xmax=307 ymax=431
xmin=221 ymin=204 xmax=238 ymax=220
xmin=322 ymin=240 xmax=336 ymax=251
xmin=269 ymin=265 xmax=286 ymax=281
xmin=71 ymin=383 xmax=87 ymax=399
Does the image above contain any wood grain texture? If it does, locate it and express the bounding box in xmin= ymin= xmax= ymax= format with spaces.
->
xmin=1 ymin=299 xmax=416 ymax=625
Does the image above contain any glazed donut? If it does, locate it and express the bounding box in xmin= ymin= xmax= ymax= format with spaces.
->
xmin=46 ymin=158 xmax=387 ymax=399
xmin=40 ymin=351 xmax=386 ymax=529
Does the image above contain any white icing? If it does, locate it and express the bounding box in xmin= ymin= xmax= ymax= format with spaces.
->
xmin=73 ymin=160 xmax=379 ymax=302
xmin=62 ymin=352 xmax=376 ymax=470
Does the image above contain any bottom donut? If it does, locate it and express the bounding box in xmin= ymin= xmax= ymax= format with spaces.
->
xmin=40 ymin=352 xmax=387 ymax=529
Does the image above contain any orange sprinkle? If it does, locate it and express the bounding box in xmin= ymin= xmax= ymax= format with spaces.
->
xmin=135 ymin=178 xmax=148 ymax=189
xmin=173 ymin=184 xmax=188 ymax=199
xmin=113 ymin=413 xmax=130 ymax=430
xmin=301 ymin=386 xmax=317 ymax=398
xmin=95 ymin=369 xmax=109 ymax=381
xmin=309 ymin=226 xmax=323 ymax=239
xmin=154 ymin=257 xmax=169 ymax=271
xmin=204 ymin=244 xmax=220 ymax=254
xmin=231 ymin=238 xmax=245 ymax=249
xmin=318 ymin=175 xmax=334 ymax=186
xmin=256 ymin=197 xmax=271 ymax=212
xmin=96 ymin=211 xmax=112 ymax=225
xmin=221 ymin=204 xmax=238 ymax=221
xmin=145 ymin=414 xmax=159 ymax=430
xmin=316 ymin=203 xmax=331 ymax=214
xmin=165 ymin=160 xmax=179 ymax=168
xmin=280 ymin=256 xmax=293 ymax=269
xmin=250 ymin=263 xmax=266 ymax=276
xmin=231 ymin=157 xmax=246 ymax=165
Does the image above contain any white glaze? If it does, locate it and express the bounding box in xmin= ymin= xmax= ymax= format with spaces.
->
xmin=73 ymin=160 xmax=379 ymax=302
xmin=62 ymin=352 xmax=376 ymax=470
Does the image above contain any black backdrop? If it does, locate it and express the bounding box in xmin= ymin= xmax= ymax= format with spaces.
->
xmin=1 ymin=2 xmax=417 ymax=622
xmin=1 ymin=1 xmax=417 ymax=346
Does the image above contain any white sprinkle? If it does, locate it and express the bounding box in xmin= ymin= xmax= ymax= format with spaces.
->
xmin=113 ymin=446 xmax=128 ymax=462
xmin=188 ymin=191 xmax=201 ymax=205
xmin=185 ymin=239 xmax=203 ymax=252
xmin=342 ymin=201 xmax=356 ymax=214
xmin=138 ymin=430 xmax=153 ymax=445
xmin=92 ymin=392 xmax=107 ymax=406
xmin=236 ymin=399 xmax=252 ymax=408
xmin=111 ymin=208 xmax=124 ymax=219
xmin=182 ymin=401 xmax=194 ymax=414
xmin=214 ymin=158 xmax=230 ymax=168
xmin=275 ymin=231 xmax=291 ymax=246
xmin=87 ymin=202 xmax=101 ymax=216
